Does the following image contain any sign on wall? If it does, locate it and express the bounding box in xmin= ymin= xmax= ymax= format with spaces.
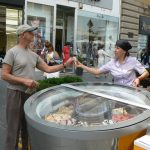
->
xmin=69 ymin=0 xmax=113 ymax=9
xmin=139 ymin=16 xmax=150 ymax=36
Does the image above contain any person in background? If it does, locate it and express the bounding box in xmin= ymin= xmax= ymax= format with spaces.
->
xmin=97 ymin=42 xmax=111 ymax=68
xmin=44 ymin=40 xmax=60 ymax=66
xmin=91 ymin=43 xmax=98 ymax=67
xmin=40 ymin=41 xmax=47 ymax=60
xmin=75 ymin=39 xmax=149 ymax=87
xmin=30 ymin=19 xmax=45 ymax=52
xmin=142 ymin=48 xmax=150 ymax=68
xmin=138 ymin=48 xmax=146 ymax=63
xmin=62 ymin=42 xmax=70 ymax=72
xmin=43 ymin=40 xmax=61 ymax=78
xmin=95 ymin=42 xmax=111 ymax=78
xmin=2 ymin=24 xmax=73 ymax=150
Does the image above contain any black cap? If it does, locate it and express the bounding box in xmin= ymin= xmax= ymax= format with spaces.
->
xmin=115 ymin=40 xmax=132 ymax=51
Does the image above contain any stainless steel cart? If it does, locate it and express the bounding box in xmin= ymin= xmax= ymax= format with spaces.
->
xmin=24 ymin=82 xmax=150 ymax=150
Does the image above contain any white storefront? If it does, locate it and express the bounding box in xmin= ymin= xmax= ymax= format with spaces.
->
xmin=24 ymin=0 xmax=121 ymax=64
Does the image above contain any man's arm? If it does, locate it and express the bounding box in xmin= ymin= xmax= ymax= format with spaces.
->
xmin=2 ymin=64 xmax=39 ymax=89
xmin=37 ymin=57 xmax=73 ymax=73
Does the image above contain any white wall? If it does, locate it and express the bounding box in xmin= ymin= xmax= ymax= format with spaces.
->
xmin=26 ymin=0 xmax=121 ymax=18
xmin=67 ymin=16 xmax=74 ymax=42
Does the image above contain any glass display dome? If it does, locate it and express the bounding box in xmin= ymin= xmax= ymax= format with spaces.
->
xmin=24 ymin=82 xmax=150 ymax=150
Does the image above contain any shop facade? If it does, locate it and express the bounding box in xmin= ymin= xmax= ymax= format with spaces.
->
xmin=25 ymin=0 xmax=120 ymax=65
xmin=120 ymin=0 xmax=150 ymax=57
xmin=139 ymin=16 xmax=150 ymax=50
xmin=0 ymin=0 xmax=24 ymax=57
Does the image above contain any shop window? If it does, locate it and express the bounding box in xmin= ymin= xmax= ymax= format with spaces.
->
xmin=0 ymin=6 xmax=22 ymax=54
xmin=27 ymin=2 xmax=54 ymax=55
xmin=76 ymin=10 xmax=119 ymax=66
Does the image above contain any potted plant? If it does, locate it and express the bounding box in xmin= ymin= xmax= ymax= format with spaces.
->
xmin=75 ymin=54 xmax=84 ymax=76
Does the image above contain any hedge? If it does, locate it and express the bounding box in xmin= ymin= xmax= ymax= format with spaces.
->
xmin=37 ymin=75 xmax=83 ymax=91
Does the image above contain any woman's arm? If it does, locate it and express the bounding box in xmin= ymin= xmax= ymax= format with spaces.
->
xmin=133 ymin=69 xmax=149 ymax=87
xmin=138 ymin=69 xmax=149 ymax=80
xmin=37 ymin=57 xmax=73 ymax=73
xmin=76 ymin=61 xmax=101 ymax=75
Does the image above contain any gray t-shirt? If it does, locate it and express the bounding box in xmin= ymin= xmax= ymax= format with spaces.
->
xmin=3 ymin=46 xmax=44 ymax=91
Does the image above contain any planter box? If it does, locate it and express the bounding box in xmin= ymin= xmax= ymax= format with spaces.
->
xmin=75 ymin=67 xmax=83 ymax=76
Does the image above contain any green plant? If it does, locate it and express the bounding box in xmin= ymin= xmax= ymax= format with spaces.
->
xmin=37 ymin=75 xmax=83 ymax=91
xmin=75 ymin=54 xmax=84 ymax=76
xmin=77 ymin=54 xmax=84 ymax=63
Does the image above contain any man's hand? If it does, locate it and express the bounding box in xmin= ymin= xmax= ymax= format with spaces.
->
xmin=65 ymin=57 xmax=74 ymax=67
xmin=24 ymin=79 xmax=39 ymax=89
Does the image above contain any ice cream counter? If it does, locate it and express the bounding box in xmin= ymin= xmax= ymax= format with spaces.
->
xmin=24 ymin=82 xmax=150 ymax=150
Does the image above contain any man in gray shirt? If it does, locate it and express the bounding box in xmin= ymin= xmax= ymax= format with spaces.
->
xmin=2 ymin=24 xmax=73 ymax=150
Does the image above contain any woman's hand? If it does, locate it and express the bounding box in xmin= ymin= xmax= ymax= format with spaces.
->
xmin=73 ymin=57 xmax=101 ymax=75
xmin=132 ymin=78 xmax=140 ymax=87
xmin=74 ymin=58 xmax=83 ymax=68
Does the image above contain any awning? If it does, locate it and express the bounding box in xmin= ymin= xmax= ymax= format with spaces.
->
xmin=136 ymin=0 xmax=150 ymax=5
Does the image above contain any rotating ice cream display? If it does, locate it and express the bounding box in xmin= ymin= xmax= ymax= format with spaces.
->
xmin=24 ymin=82 xmax=150 ymax=150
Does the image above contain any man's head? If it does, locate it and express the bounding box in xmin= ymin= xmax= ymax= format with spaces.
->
xmin=16 ymin=24 xmax=38 ymax=36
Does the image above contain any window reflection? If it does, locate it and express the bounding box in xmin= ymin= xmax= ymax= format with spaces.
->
xmin=6 ymin=9 xmax=22 ymax=50
xmin=0 ymin=6 xmax=22 ymax=55
xmin=76 ymin=10 xmax=119 ymax=66
xmin=27 ymin=2 xmax=54 ymax=57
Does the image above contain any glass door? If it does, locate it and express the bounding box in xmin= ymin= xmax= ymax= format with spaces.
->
xmin=56 ymin=5 xmax=75 ymax=57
